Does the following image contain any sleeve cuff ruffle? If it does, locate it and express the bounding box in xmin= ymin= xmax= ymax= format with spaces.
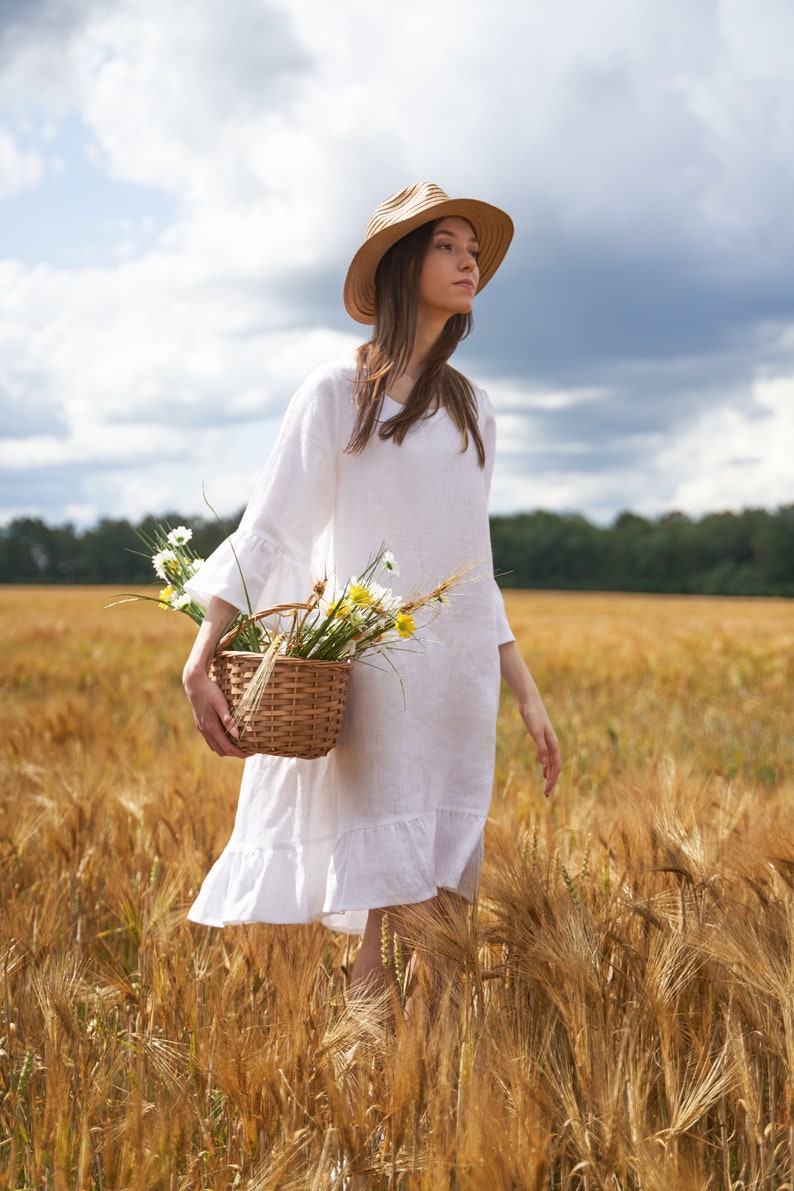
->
xmin=184 ymin=528 xmax=313 ymax=616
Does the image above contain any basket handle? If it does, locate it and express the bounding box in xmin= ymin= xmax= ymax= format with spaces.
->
xmin=216 ymin=602 xmax=310 ymax=652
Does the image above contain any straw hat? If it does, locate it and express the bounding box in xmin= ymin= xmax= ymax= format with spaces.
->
xmin=343 ymin=182 xmax=514 ymax=324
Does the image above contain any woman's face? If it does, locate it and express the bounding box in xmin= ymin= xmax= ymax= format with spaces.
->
xmin=416 ymin=217 xmax=480 ymax=324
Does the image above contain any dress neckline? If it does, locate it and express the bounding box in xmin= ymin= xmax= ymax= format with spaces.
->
xmin=383 ymin=393 xmax=442 ymax=414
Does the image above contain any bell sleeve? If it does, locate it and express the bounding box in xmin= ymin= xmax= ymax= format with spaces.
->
xmin=184 ymin=363 xmax=340 ymax=615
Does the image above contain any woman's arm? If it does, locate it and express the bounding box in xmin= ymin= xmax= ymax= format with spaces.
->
xmin=182 ymin=596 xmax=248 ymax=758
xmin=499 ymin=640 xmax=561 ymax=797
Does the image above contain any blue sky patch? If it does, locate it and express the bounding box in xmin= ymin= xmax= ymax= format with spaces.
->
xmin=0 ymin=114 xmax=174 ymax=268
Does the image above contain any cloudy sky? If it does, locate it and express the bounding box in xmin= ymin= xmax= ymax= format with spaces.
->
xmin=1 ymin=0 xmax=793 ymax=530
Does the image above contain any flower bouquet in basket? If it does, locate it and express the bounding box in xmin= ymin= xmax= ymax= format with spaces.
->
xmin=125 ymin=523 xmax=469 ymax=759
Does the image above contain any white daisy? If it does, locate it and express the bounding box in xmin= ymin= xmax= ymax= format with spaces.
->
xmin=152 ymin=548 xmax=178 ymax=581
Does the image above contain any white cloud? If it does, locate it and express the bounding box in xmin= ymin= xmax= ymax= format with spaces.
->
xmin=663 ymin=375 xmax=794 ymax=515
xmin=0 ymin=127 xmax=43 ymax=197
xmin=1 ymin=0 xmax=794 ymax=527
xmin=0 ymin=249 xmax=357 ymax=520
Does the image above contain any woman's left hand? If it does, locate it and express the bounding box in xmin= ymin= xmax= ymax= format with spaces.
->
xmin=499 ymin=640 xmax=562 ymax=797
xmin=517 ymin=691 xmax=562 ymax=797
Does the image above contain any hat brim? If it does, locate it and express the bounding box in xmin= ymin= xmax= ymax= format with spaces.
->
xmin=343 ymin=197 xmax=514 ymax=325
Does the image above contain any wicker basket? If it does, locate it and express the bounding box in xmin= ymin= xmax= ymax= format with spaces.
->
xmin=210 ymin=606 xmax=352 ymax=759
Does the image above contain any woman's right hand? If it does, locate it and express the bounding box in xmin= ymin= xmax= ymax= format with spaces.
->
xmin=182 ymin=596 xmax=248 ymax=758
xmin=183 ymin=667 xmax=248 ymax=758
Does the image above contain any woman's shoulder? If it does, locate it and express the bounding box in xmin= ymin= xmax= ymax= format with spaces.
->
xmin=282 ymin=354 xmax=357 ymax=431
xmin=295 ymin=353 xmax=357 ymax=399
xmin=460 ymin=374 xmax=495 ymax=423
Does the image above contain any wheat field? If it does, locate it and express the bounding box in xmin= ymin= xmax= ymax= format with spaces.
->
xmin=1 ymin=586 xmax=793 ymax=1189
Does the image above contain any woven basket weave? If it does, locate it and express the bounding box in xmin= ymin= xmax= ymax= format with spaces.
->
xmin=210 ymin=606 xmax=352 ymax=758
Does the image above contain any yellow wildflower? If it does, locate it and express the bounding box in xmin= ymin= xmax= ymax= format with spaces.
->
xmin=158 ymin=585 xmax=176 ymax=608
xmin=349 ymin=582 xmax=374 ymax=607
xmin=394 ymin=612 xmax=416 ymax=639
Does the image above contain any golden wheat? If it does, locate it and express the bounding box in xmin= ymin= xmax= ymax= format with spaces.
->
xmin=1 ymin=586 xmax=792 ymax=1188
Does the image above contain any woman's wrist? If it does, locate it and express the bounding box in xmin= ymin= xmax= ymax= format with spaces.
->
xmin=183 ymin=654 xmax=211 ymax=684
xmin=183 ymin=622 xmax=225 ymax=687
xmin=499 ymin=641 xmax=538 ymax=700
xmin=183 ymin=597 xmax=238 ymax=685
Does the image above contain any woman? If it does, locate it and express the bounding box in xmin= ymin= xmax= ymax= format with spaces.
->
xmin=182 ymin=183 xmax=561 ymax=997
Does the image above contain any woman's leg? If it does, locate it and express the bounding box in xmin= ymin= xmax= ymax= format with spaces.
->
xmin=350 ymin=890 xmax=469 ymax=1012
xmin=350 ymin=907 xmax=391 ymax=997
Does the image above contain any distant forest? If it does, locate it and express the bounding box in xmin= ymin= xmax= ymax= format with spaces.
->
xmin=1 ymin=505 xmax=793 ymax=596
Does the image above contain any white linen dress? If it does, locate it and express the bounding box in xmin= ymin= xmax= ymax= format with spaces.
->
xmin=185 ymin=356 xmax=513 ymax=934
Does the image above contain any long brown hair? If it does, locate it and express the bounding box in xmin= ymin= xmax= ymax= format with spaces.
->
xmin=346 ymin=220 xmax=486 ymax=467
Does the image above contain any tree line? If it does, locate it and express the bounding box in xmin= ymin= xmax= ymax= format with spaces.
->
xmin=1 ymin=505 xmax=792 ymax=596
